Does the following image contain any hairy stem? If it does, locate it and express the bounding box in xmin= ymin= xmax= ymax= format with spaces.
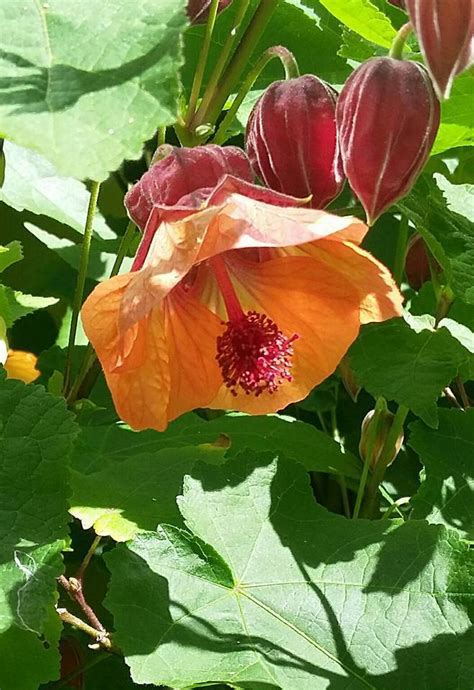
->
xmin=213 ymin=45 xmax=299 ymax=145
xmin=389 ymin=22 xmax=413 ymax=59
xmin=63 ymin=181 xmax=101 ymax=395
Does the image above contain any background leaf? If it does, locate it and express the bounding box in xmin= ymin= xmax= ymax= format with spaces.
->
xmin=318 ymin=0 xmax=396 ymax=48
xmin=0 ymin=0 xmax=188 ymax=180
xmin=0 ymin=376 xmax=78 ymax=690
xmin=105 ymin=453 xmax=474 ymax=689
xmin=409 ymin=409 xmax=474 ymax=540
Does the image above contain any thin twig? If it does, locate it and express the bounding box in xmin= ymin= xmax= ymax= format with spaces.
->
xmin=56 ymin=608 xmax=119 ymax=654
xmin=58 ymin=575 xmax=105 ymax=633
xmin=76 ymin=535 xmax=102 ymax=582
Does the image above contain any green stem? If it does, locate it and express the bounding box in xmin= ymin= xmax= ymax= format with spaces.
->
xmin=67 ymin=221 xmax=137 ymax=406
xmin=393 ymin=215 xmax=409 ymax=286
xmin=361 ymin=404 xmax=409 ymax=518
xmin=212 ymin=45 xmax=299 ymax=145
xmin=191 ymin=0 xmax=251 ymax=129
xmin=185 ymin=0 xmax=221 ymax=126
xmin=56 ymin=607 xmax=119 ymax=654
xmin=339 ymin=476 xmax=351 ymax=519
xmin=157 ymin=126 xmax=167 ymax=147
xmin=76 ymin=535 xmax=102 ymax=581
xmin=353 ymin=398 xmax=387 ymax=520
xmin=193 ymin=0 xmax=278 ymax=129
xmin=389 ymin=21 xmax=413 ymax=59
xmin=63 ymin=182 xmax=101 ymax=396
xmin=382 ymin=495 xmax=410 ymax=520
xmin=434 ymin=284 xmax=454 ymax=326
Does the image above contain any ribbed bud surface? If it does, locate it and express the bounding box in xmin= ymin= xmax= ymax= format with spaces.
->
xmin=336 ymin=57 xmax=440 ymax=224
xmin=125 ymin=144 xmax=252 ymax=230
xmin=245 ymin=75 xmax=344 ymax=209
xmin=406 ymin=0 xmax=474 ymax=99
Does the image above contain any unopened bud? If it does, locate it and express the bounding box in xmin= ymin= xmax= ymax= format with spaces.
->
xmin=359 ymin=409 xmax=404 ymax=470
xmin=405 ymin=0 xmax=474 ymax=99
xmin=336 ymin=57 xmax=440 ymax=225
xmin=405 ymin=234 xmax=440 ymax=290
xmin=338 ymin=356 xmax=360 ymax=402
xmin=246 ymin=75 xmax=344 ymax=209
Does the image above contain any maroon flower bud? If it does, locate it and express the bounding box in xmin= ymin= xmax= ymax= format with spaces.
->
xmin=405 ymin=0 xmax=474 ymax=99
xmin=245 ymin=75 xmax=344 ymax=209
xmin=336 ymin=57 xmax=440 ymax=225
xmin=187 ymin=0 xmax=233 ymax=24
xmin=405 ymin=234 xmax=440 ymax=290
xmin=125 ymin=144 xmax=252 ymax=229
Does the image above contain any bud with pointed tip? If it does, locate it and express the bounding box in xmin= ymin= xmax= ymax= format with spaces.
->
xmin=336 ymin=57 xmax=440 ymax=225
xmin=125 ymin=144 xmax=252 ymax=230
xmin=245 ymin=75 xmax=344 ymax=209
xmin=359 ymin=408 xmax=404 ymax=470
xmin=187 ymin=0 xmax=233 ymax=24
xmin=405 ymin=234 xmax=441 ymax=290
xmin=405 ymin=0 xmax=474 ymax=99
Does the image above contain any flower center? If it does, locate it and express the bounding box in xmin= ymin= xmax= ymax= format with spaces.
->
xmin=210 ymin=256 xmax=298 ymax=397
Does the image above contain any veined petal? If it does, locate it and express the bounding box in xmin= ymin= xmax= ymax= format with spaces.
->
xmin=209 ymin=254 xmax=363 ymax=413
xmin=82 ymin=273 xmax=171 ymax=431
xmin=294 ymin=240 xmax=403 ymax=323
xmin=164 ymin=288 xmax=223 ymax=422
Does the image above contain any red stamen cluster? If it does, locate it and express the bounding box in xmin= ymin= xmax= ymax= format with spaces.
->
xmin=216 ymin=311 xmax=298 ymax=397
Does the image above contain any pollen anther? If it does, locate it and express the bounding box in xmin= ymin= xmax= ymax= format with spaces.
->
xmin=216 ymin=310 xmax=298 ymax=397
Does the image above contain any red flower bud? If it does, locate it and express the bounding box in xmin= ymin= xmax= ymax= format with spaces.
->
xmin=125 ymin=144 xmax=252 ymax=229
xmin=405 ymin=0 xmax=474 ymax=99
xmin=405 ymin=234 xmax=440 ymax=290
xmin=245 ymin=75 xmax=344 ymax=209
xmin=336 ymin=57 xmax=440 ymax=225
xmin=187 ymin=0 xmax=233 ymax=24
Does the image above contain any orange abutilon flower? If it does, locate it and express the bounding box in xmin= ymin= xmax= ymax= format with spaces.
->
xmin=81 ymin=146 xmax=403 ymax=432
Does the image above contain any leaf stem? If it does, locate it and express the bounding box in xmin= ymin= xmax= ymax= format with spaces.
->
xmin=63 ymin=181 xmax=101 ymax=396
xmin=185 ymin=0 xmax=221 ymax=126
xmin=193 ymin=0 xmax=278 ymax=129
xmin=56 ymin=607 xmax=119 ymax=654
xmin=191 ymin=0 xmax=251 ymax=129
xmin=389 ymin=22 xmax=412 ymax=59
xmin=58 ymin=575 xmax=105 ymax=633
xmin=212 ymin=45 xmax=299 ymax=145
xmin=353 ymin=398 xmax=387 ymax=519
xmin=76 ymin=535 xmax=102 ymax=582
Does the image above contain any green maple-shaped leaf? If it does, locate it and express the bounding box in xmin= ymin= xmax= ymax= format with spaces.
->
xmin=0 ymin=0 xmax=188 ymax=181
xmin=0 ymin=375 xmax=78 ymax=690
xmin=105 ymin=453 xmax=474 ymax=689
xmin=409 ymin=409 xmax=474 ymax=540
xmin=349 ymin=317 xmax=473 ymax=426
xmin=74 ymin=413 xmax=361 ymax=478
xmin=0 ymin=283 xmax=57 ymax=327
xmin=70 ymin=445 xmax=226 ymax=542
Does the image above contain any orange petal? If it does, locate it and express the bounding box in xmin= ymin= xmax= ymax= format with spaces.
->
xmin=209 ymin=254 xmax=363 ymax=414
xmin=295 ymin=239 xmax=404 ymax=323
xmin=82 ymin=274 xmax=171 ymax=431
xmin=82 ymin=273 xmax=224 ymax=431
xmin=4 ymin=350 xmax=39 ymax=384
xmin=164 ymin=288 xmax=224 ymax=422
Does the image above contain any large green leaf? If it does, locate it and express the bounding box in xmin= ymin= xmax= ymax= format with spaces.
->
xmin=74 ymin=413 xmax=361 ymax=479
xmin=70 ymin=445 xmax=226 ymax=542
xmin=432 ymin=73 xmax=474 ymax=155
xmin=409 ymin=409 xmax=474 ymax=540
xmin=0 ymin=376 xmax=78 ymax=690
xmin=0 ymin=142 xmax=113 ymax=238
xmin=349 ymin=317 xmax=473 ymax=426
xmin=105 ymin=453 xmax=474 ymax=689
xmin=0 ymin=284 xmax=57 ymax=327
xmin=0 ymin=241 xmax=22 ymax=273
xmin=318 ymin=0 xmax=396 ymax=48
xmin=398 ymin=174 xmax=474 ymax=304
xmin=0 ymin=0 xmax=188 ymax=181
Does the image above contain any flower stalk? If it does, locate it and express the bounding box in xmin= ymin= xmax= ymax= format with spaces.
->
xmin=63 ymin=181 xmax=100 ymax=396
